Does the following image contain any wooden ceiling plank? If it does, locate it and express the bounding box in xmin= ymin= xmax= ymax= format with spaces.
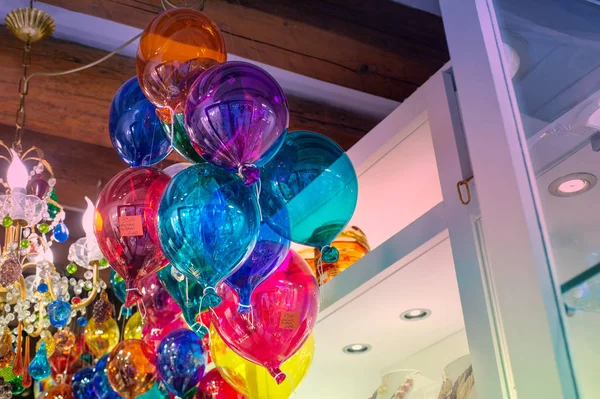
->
xmin=39 ymin=0 xmax=448 ymax=101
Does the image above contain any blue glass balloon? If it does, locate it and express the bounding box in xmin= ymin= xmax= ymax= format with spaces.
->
xmin=72 ymin=367 xmax=96 ymax=399
xmin=157 ymin=266 xmax=210 ymax=336
xmin=157 ymin=163 xmax=260 ymax=307
xmin=28 ymin=343 xmax=50 ymax=380
xmin=260 ymin=131 xmax=358 ymax=262
xmin=93 ymin=355 xmax=121 ymax=399
xmin=157 ymin=329 xmax=207 ymax=397
xmin=53 ymin=223 xmax=69 ymax=242
xmin=109 ymin=76 xmax=172 ymax=166
xmin=47 ymin=299 xmax=71 ymax=328
xmin=226 ymin=222 xmax=290 ymax=313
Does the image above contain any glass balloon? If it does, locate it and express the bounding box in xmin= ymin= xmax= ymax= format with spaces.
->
xmin=163 ymin=114 xmax=205 ymax=163
xmin=71 ymin=367 xmax=95 ymax=399
xmin=156 ymin=329 xmax=207 ymax=397
xmin=211 ymin=325 xmax=315 ymax=399
xmin=226 ymin=222 xmax=290 ymax=313
xmin=259 ymin=131 xmax=358 ymax=262
xmin=49 ymin=350 xmax=81 ymax=385
xmin=92 ymin=355 xmax=121 ymax=399
xmin=141 ymin=316 xmax=189 ymax=353
xmin=140 ymin=272 xmax=182 ymax=324
xmin=211 ymin=250 xmax=319 ymax=384
xmin=136 ymin=8 xmax=227 ymax=116
xmin=84 ymin=317 xmax=120 ymax=358
xmin=109 ymin=76 xmax=172 ymax=167
xmin=106 ymin=340 xmax=156 ymax=399
xmin=197 ymin=369 xmax=244 ymax=399
xmin=124 ymin=312 xmax=144 ymax=340
xmin=184 ymin=61 xmax=288 ymax=182
xmin=44 ymin=384 xmax=75 ymax=399
xmin=110 ymin=270 xmax=127 ymax=303
xmin=95 ymin=167 xmax=170 ymax=307
xmin=157 ymin=266 xmax=210 ymax=336
xmin=157 ymin=163 xmax=260 ymax=307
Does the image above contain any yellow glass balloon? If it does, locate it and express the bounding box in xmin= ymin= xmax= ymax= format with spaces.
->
xmin=210 ymin=325 xmax=315 ymax=399
xmin=107 ymin=340 xmax=156 ymax=399
xmin=124 ymin=312 xmax=143 ymax=340
xmin=84 ymin=317 xmax=120 ymax=358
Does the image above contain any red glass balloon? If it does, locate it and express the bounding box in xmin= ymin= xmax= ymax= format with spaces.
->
xmin=140 ymin=273 xmax=182 ymax=324
xmin=95 ymin=167 xmax=170 ymax=307
xmin=49 ymin=349 xmax=81 ymax=384
xmin=197 ymin=369 xmax=244 ymax=399
xmin=211 ymin=250 xmax=319 ymax=384
xmin=141 ymin=316 xmax=189 ymax=353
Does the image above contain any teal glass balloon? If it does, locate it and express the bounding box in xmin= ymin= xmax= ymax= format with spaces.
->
xmin=260 ymin=131 xmax=358 ymax=261
xmin=139 ymin=382 xmax=170 ymax=399
xmin=28 ymin=342 xmax=51 ymax=380
xmin=157 ymin=163 xmax=260 ymax=307
xmin=157 ymin=266 xmax=210 ymax=336
xmin=110 ymin=269 xmax=126 ymax=303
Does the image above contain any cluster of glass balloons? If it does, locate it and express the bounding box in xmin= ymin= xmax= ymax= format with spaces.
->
xmin=81 ymin=5 xmax=358 ymax=399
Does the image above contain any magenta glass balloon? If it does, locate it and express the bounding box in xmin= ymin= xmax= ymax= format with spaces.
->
xmin=211 ymin=249 xmax=319 ymax=384
xmin=140 ymin=273 xmax=182 ymax=324
xmin=142 ymin=317 xmax=189 ymax=353
xmin=184 ymin=61 xmax=288 ymax=183
xmin=94 ymin=167 xmax=170 ymax=307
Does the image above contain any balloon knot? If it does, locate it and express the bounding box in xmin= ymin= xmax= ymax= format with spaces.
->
xmin=239 ymin=164 xmax=260 ymax=186
xmin=202 ymin=287 xmax=222 ymax=308
xmin=321 ymin=245 xmax=339 ymax=263
xmin=237 ymin=303 xmax=252 ymax=314
xmin=267 ymin=367 xmax=286 ymax=385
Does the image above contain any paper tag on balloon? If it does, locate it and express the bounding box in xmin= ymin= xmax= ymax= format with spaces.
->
xmin=119 ymin=215 xmax=144 ymax=237
xmin=279 ymin=312 xmax=300 ymax=329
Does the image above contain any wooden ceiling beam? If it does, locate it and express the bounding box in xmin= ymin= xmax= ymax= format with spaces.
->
xmin=39 ymin=0 xmax=449 ymax=102
xmin=0 ymin=26 xmax=379 ymax=156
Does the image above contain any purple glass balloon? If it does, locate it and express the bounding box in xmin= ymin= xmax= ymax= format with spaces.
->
xmin=226 ymin=222 xmax=290 ymax=313
xmin=184 ymin=61 xmax=289 ymax=184
xmin=140 ymin=273 xmax=182 ymax=324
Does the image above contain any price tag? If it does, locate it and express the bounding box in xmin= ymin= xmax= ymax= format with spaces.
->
xmin=279 ymin=311 xmax=300 ymax=330
xmin=119 ymin=215 xmax=144 ymax=237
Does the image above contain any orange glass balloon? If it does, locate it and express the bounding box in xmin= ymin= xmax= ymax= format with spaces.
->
xmin=136 ymin=8 xmax=227 ymax=117
xmin=300 ymin=226 xmax=370 ymax=285
xmin=44 ymin=384 xmax=75 ymax=399
xmin=107 ymin=340 xmax=156 ymax=399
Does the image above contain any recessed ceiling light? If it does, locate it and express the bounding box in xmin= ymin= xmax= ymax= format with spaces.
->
xmin=548 ymin=173 xmax=597 ymax=197
xmin=342 ymin=344 xmax=371 ymax=354
xmin=400 ymin=308 xmax=432 ymax=321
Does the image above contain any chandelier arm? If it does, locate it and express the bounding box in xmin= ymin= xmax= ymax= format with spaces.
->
xmin=22 ymin=32 xmax=142 ymax=94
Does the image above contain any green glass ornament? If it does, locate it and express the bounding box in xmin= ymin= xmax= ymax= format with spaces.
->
xmin=10 ymin=375 xmax=23 ymax=394
xmin=19 ymin=240 xmax=29 ymax=249
xmin=99 ymin=258 xmax=108 ymax=267
xmin=38 ymin=223 xmax=49 ymax=234
xmin=1 ymin=217 xmax=12 ymax=228
xmin=163 ymin=114 xmax=205 ymax=164
xmin=66 ymin=263 xmax=78 ymax=275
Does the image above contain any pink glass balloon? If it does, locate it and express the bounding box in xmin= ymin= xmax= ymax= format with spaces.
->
xmin=211 ymin=250 xmax=318 ymax=384
xmin=140 ymin=273 xmax=182 ymax=324
xmin=95 ymin=167 xmax=170 ymax=307
xmin=141 ymin=316 xmax=189 ymax=353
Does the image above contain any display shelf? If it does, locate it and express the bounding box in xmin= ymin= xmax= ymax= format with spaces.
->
xmin=318 ymin=202 xmax=447 ymax=317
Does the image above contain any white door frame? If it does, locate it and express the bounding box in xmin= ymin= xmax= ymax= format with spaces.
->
xmin=439 ymin=0 xmax=579 ymax=397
